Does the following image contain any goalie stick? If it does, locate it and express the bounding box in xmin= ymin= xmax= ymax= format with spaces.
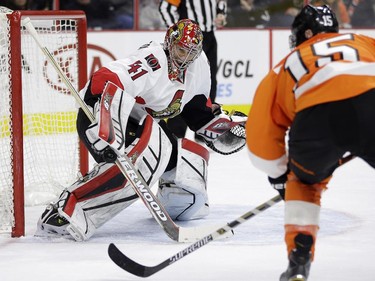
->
xmin=22 ymin=18 xmax=232 ymax=243
xmin=107 ymin=154 xmax=355 ymax=277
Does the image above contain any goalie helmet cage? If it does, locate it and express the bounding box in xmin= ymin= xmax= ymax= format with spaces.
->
xmin=0 ymin=9 xmax=89 ymax=237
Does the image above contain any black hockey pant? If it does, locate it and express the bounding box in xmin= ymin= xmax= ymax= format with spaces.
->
xmin=288 ymin=88 xmax=375 ymax=184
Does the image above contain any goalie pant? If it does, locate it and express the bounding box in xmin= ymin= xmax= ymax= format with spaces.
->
xmin=37 ymin=115 xmax=210 ymax=241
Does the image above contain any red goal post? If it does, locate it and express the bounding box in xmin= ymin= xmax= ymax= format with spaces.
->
xmin=0 ymin=9 xmax=89 ymax=237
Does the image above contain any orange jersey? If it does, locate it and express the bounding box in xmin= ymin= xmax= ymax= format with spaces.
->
xmin=246 ymin=32 xmax=375 ymax=178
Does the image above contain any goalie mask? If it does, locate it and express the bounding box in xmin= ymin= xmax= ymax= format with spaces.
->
xmin=289 ymin=4 xmax=339 ymax=49
xmin=164 ymin=19 xmax=203 ymax=73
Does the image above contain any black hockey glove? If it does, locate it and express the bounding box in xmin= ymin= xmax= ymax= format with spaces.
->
xmin=268 ymin=170 xmax=289 ymax=200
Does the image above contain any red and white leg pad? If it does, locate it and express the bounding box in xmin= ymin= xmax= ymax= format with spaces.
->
xmin=61 ymin=162 xmax=140 ymax=241
xmin=36 ymin=116 xmax=172 ymax=241
xmin=157 ymin=138 xmax=210 ymax=221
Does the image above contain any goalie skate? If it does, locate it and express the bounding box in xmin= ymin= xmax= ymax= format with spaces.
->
xmin=35 ymin=203 xmax=70 ymax=238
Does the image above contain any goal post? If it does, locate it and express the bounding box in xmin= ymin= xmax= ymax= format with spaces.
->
xmin=0 ymin=9 xmax=89 ymax=237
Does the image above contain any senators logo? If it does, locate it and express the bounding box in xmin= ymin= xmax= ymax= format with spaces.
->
xmin=145 ymin=53 xmax=161 ymax=71
xmin=146 ymin=90 xmax=184 ymax=119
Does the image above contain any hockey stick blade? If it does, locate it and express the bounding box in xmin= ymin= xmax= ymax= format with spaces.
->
xmin=108 ymin=243 xmax=173 ymax=277
xmin=108 ymin=195 xmax=282 ymax=277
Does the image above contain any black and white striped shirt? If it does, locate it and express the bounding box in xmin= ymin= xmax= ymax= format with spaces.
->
xmin=159 ymin=0 xmax=221 ymax=32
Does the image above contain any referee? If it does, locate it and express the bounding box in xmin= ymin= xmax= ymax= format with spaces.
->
xmin=159 ymin=0 xmax=227 ymax=138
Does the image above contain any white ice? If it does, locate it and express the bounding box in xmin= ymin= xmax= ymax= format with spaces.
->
xmin=1 ymin=148 xmax=374 ymax=281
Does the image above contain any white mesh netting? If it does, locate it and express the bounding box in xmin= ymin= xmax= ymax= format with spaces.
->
xmin=0 ymin=11 xmax=84 ymax=234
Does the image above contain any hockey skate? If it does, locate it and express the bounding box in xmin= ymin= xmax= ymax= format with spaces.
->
xmin=35 ymin=203 xmax=70 ymax=238
xmin=280 ymin=234 xmax=313 ymax=281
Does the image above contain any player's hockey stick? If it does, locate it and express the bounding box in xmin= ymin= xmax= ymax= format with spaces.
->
xmin=108 ymin=194 xmax=282 ymax=277
xmin=22 ymin=18 xmax=232 ymax=243
xmin=107 ymin=154 xmax=355 ymax=277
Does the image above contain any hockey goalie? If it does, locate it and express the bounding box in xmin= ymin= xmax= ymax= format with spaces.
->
xmin=36 ymin=19 xmax=247 ymax=241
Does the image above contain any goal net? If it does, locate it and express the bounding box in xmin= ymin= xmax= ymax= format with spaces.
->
xmin=0 ymin=8 xmax=88 ymax=237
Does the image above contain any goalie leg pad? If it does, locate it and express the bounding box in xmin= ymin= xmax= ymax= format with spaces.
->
xmin=63 ymin=182 xmax=139 ymax=242
xmin=37 ymin=116 xmax=173 ymax=241
xmin=157 ymin=138 xmax=210 ymax=220
xmin=36 ymin=163 xmax=137 ymax=241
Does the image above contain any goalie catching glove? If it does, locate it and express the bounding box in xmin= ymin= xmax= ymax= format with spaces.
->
xmin=196 ymin=105 xmax=247 ymax=155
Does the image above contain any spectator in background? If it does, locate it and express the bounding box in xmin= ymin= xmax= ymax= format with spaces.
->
xmin=30 ymin=0 xmax=54 ymax=9
xmin=227 ymin=0 xmax=299 ymax=28
xmin=346 ymin=0 xmax=375 ymax=27
xmin=60 ymin=0 xmax=133 ymax=30
xmin=3 ymin=0 xmax=57 ymax=12
xmin=257 ymin=0 xmax=303 ymax=28
xmin=139 ymin=0 xmax=164 ymax=30
xmin=111 ymin=0 xmax=134 ymax=28
xmin=226 ymin=0 xmax=268 ymax=27
xmin=311 ymin=0 xmax=351 ymax=28
xmin=4 ymin=0 xmax=31 ymax=10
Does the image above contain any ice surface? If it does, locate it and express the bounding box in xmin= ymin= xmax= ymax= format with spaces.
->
xmin=1 ymin=149 xmax=374 ymax=280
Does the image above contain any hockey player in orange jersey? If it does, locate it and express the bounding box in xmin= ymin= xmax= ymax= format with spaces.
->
xmin=246 ymin=4 xmax=375 ymax=281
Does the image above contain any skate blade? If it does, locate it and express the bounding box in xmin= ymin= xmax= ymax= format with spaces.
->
xmin=289 ymin=274 xmax=307 ymax=281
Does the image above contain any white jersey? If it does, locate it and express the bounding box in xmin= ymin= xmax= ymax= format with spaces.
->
xmin=102 ymin=41 xmax=211 ymax=122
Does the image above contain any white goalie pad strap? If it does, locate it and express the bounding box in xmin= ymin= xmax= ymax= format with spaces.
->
xmin=59 ymin=116 xmax=173 ymax=241
xmin=86 ymin=81 xmax=135 ymax=153
xmin=158 ymin=138 xmax=210 ymax=220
